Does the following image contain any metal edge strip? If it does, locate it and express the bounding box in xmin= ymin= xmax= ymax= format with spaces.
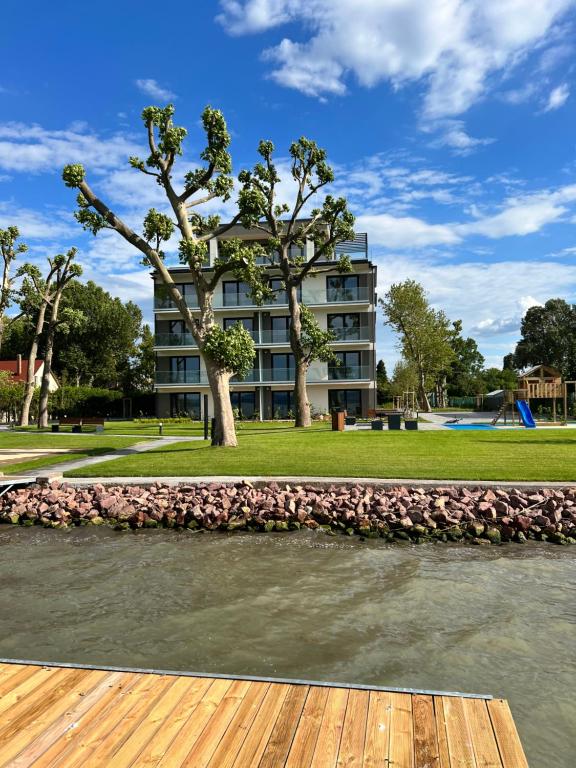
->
xmin=0 ymin=657 xmax=493 ymax=699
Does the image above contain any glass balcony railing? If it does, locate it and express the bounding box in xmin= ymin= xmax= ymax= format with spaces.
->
xmin=155 ymin=333 xmax=197 ymax=347
xmin=326 ymin=286 xmax=370 ymax=303
xmin=328 ymin=365 xmax=371 ymax=380
xmin=260 ymin=367 xmax=296 ymax=383
xmin=154 ymin=295 xmax=199 ymax=310
xmin=155 ymin=371 xmax=207 ymax=385
xmin=329 ymin=327 xmax=371 ymax=342
xmin=260 ymin=329 xmax=291 ymax=344
xmin=231 ymin=369 xmax=260 ymax=383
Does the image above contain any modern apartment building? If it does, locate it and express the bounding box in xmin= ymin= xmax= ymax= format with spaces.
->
xmin=153 ymin=225 xmax=377 ymax=420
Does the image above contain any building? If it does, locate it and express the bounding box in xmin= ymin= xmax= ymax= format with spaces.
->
xmin=153 ymin=225 xmax=377 ymax=419
xmin=0 ymin=357 xmax=59 ymax=392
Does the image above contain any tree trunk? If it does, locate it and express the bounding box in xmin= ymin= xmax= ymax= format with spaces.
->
xmin=287 ymin=282 xmax=312 ymax=427
xmin=38 ymin=293 xmax=63 ymax=428
xmin=293 ymin=359 xmax=311 ymax=427
xmin=418 ymin=373 xmax=431 ymax=412
xmin=205 ymin=360 xmax=237 ymax=447
xmin=20 ymin=304 xmax=48 ymax=427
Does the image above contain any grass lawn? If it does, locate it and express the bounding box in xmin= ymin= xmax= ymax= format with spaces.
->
xmin=65 ymin=426 xmax=576 ymax=482
xmin=0 ymin=433 xmax=147 ymax=475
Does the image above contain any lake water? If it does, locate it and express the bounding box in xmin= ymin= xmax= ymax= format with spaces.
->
xmin=0 ymin=527 xmax=574 ymax=766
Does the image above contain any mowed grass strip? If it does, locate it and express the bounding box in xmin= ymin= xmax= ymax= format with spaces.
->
xmin=0 ymin=434 xmax=147 ymax=474
xmin=65 ymin=428 xmax=576 ymax=482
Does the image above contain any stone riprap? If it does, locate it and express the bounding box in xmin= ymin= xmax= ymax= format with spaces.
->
xmin=1 ymin=480 xmax=576 ymax=544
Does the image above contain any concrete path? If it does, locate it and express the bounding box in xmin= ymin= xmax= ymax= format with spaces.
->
xmin=13 ymin=435 xmax=203 ymax=478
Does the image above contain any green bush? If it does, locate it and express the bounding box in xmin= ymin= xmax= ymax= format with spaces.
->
xmin=49 ymin=386 xmax=123 ymax=417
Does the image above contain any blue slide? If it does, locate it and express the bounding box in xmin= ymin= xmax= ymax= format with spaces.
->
xmin=516 ymin=400 xmax=536 ymax=428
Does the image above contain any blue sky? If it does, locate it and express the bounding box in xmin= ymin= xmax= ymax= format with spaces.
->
xmin=2 ymin=0 xmax=576 ymax=370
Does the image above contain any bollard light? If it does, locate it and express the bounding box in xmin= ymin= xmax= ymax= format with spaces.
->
xmin=159 ymin=422 xmax=163 ymax=436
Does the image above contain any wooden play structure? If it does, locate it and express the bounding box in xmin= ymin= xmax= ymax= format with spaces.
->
xmin=492 ymin=365 xmax=575 ymax=426
xmin=393 ymin=390 xmax=417 ymax=417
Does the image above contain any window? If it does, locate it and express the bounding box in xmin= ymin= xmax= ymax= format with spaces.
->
xmin=268 ymin=316 xmax=290 ymax=343
xmin=223 ymin=281 xmax=252 ymax=306
xmin=169 ymin=320 xmax=186 ymax=335
xmin=271 ymin=353 xmax=295 ymax=381
xmin=326 ymin=275 xmax=359 ymax=302
xmin=329 ymin=351 xmax=361 ymax=380
xmin=329 ymin=390 xmax=362 ymax=416
xmin=231 ymin=391 xmax=257 ymax=419
xmin=170 ymin=393 xmax=201 ymax=419
xmin=327 ymin=313 xmax=361 ymax=341
xmin=169 ymin=356 xmax=200 ymax=383
xmin=224 ymin=317 xmax=254 ymax=334
xmin=155 ymin=283 xmax=198 ymax=309
xmin=272 ymin=391 xmax=295 ymax=419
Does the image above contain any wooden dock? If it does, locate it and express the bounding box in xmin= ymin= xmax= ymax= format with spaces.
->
xmin=0 ymin=660 xmax=529 ymax=767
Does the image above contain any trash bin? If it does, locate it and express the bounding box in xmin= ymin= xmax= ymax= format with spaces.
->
xmin=331 ymin=409 xmax=346 ymax=431
xmin=388 ymin=413 xmax=402 ymax=430
xmin=51 ymin=424 xmax=60 ymax=433
xmin=345 ymin=416 xmax=356 ymax=426
xmin=404 ymin=419 xmax=418 ymax=431
xmin=371 ymin=419 xmax=384 ymax=430
xmin=72 ymin=425 xmax=82 ymax=433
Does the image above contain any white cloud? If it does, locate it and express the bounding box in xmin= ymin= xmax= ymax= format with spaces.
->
xmin=543 ymin=82 xmax=570 ymax=111
xmin=218 ymin=0 xmax=576 ymax=117
xmin=357 ymin=213 xmax=460 ymax=248
xmin=0 ymin=123 xmax=141 ymax=174
xmin=135 ymin=79 xmax=177 ymax=101
xmin=471 ymin=296 xmax=543 ymax=335
xmin=429 ymin=120 xmax=495 ymax=155
xmin=0 ymin=202 xmax=75 ymax=240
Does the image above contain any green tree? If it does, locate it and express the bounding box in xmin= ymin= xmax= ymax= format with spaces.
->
xmin=127 ymin=324 xmax=155 ymax=393
xmin=236 ymin=138 xmax=354 ymax=427
xmin=0 ymin=227 xmax=27 ymax=353
xmin=480 ymin=367 xmax=518 ymax=393
xmin=381 ymin=280 xmax=454 ymax=412
xmin=512 ymin=299 xmax=576 ymax=378
xmin=57 ymin=281 xmax=142 ymax=388
xmin=63 ymin=104 xmax=264 ymax=447
xmin=389 ymin=360 xmax=418 ymax=398
xmin=376 ymin=359 xmax=390 ymax=405
xmin=445 ymin=321 xmax=485 ymax=397
xmin=0 ymin=370 xmax=24 ymax=422
xmin=38 ymin=249 xmax=83 ymax=428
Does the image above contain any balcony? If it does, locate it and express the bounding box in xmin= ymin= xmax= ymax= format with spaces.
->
xmin=330 ymin=327 xmax=371 ymax=342
xmin=155 ymin=332 xmax=197 ymax=348
xmin=155 ymin=371 xmax=207 ymax=385
xmin=328 ymin=365 xmax=371 ymax=381
xmin=326 ymin=286 xmax=370 ymax=303
xmin=260 ymin=328 xmax=291 ymax=344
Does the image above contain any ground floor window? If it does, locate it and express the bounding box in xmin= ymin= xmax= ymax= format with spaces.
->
xmin=272 ymin=390 xmax=295 ymax=419
xmin=329 ymin=389 xmax=362 ymax=416
xmin=231 ymin=391 xmax=256 ymax=419
xmin=170 ymin=393 xmax=201 ymax=419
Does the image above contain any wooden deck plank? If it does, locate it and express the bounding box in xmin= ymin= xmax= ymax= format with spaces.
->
xmin=0 ymin=669 xmax=108 ymax=767
xmin=134 ymin=677 xmax=214 ymax=768
xmin=180 ymin=679 xmax=252 ymax=767
xmin=413 ymin=694 xmax=440 ymax=768
xmin=363 ymin=690 xmax=392 ymax=768
xmin=30 ymin=673 xmax=142 ymax=768
xmin=388 ymin=692 xmax=414 ymax=768
xmin=231 ymin=682 xmax=290 ymax=768
xmin=258 ymin=684 xmax=309 ymax=768
xmin=285 ymin=685 xmax=329 ymax=768
xmin=53 ymin=673 xmax=172 ymax=768
xmin=0 ymin=668 xmax=91 ymax=749
xmin=108 ymin=676 xmax=201 ymax=768
xmin=336 ymin=688 xmax=369 ymax=768
xmin=442 ymin=695 xmax=476 ymax=768
xmin=464 ymin=698 xmax=504 ymax=768
xmin=310 ymin=687 xmax=349 ymax=768
xmin=155 ymin=678 xmax=233 ymax=767
xmin=433 ymin=697 xmax=452 ymax=768
xmin=7 ymin=671 xmax=129 ymax=768
xmin=207 ymin=680 xmax=270 ymax=768
xmin=0 ymin=663 xmax=529 ymax=768
xmin=487 ymin=699 xmax=529 ymax=768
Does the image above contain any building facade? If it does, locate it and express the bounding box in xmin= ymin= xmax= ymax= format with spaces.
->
xmin=153 ymin=226 xmax=377 ymax=419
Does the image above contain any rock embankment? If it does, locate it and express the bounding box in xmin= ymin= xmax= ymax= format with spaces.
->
xmin=1 ymin=481 xmax=575 ymax=544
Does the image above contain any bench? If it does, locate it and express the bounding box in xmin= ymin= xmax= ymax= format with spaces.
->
xmin=52 ymin=417 xmax=105 ymax=433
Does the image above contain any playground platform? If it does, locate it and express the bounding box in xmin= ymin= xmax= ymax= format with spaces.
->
xmin=0 ymin=659 xmax=528 ymax=767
